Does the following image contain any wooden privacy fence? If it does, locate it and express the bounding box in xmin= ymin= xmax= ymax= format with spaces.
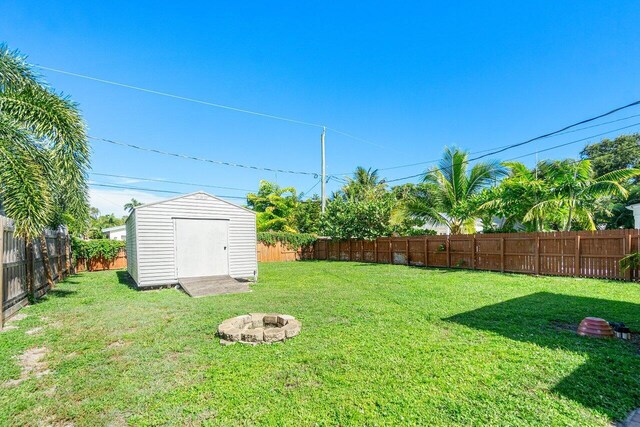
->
xmin=314 ymin=229 xmax=640 ymax=281
xmin=257 ymin=241 xmax=315 ymax=262
xmin=75 ymin=248 xmax=127 ymax=272
xmin=1 ymin=216 xmax=71 ymax=323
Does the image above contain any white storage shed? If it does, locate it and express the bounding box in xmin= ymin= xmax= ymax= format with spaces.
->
xmin=125 ymin=192 xmax=257 ymax=289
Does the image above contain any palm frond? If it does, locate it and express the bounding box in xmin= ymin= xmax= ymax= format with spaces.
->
xmin=0 ymin=117 xmax=52 ymax=238
xmin=0 ymin=43 xmax=38 ymax=90
xmin=596 ymin=168 xmax=640 ymax=183
xmin=467 ymin=159 xmax=506 ymax=195
xmin=582 ymin=181 xmax=628 ymax=200
xmin=523 ymin=199 xmax=564 ymax=223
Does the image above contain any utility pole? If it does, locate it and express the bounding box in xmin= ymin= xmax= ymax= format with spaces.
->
xmin=321 ymin=127 xmax=326 ymax=213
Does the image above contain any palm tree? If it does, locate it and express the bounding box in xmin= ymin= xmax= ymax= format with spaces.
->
xmin=124 ymin=198 xmax=143 ymax=213
xmin=406 ymin=147 xmax=505 ymax=234
xmin=479 ymin=162 xmax=550 ymax=232
xmin=524 ymin=159 xmax=640 ymax=231
xmin=342 ymin=167 xmax=386 ymax=201
xmin=1 ymin=44 xmax=89 ymax=291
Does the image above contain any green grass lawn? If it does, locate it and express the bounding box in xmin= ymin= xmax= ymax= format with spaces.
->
xmin=1 ymin=262 xmax=639 ymax=426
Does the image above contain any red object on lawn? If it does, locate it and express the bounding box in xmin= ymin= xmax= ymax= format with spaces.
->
xmin=577 ymin=317 xmax=614 ymax=338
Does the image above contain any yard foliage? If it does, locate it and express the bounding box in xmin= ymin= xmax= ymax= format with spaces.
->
xmin=0 ymin=44 xmax=89 ymax=239
xmin=71 ymin=237 xmax=124 ymax=260
xmin=248 ymin=137 xmax=640 ymax=237
xmin=257 ymin=231 xmax=317 ymax=249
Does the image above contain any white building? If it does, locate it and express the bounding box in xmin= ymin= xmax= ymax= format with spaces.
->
xmin=627 ymin=203 xmax=640 ymax=229
xmin=125 ymin=192 xmax=257 ymax=289
xmin=102 ymin=225 xmax=127 ymax=240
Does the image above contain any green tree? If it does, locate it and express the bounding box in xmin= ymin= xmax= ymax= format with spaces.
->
xmin=0 ymin=44 xmax=89 ymax=289
xmin=292 ymin=196 xmax=321 ymax=234
xmin=580 ymin=134 xmax=640 ymax=227
xmin=341 ymin=167 xmax=387 ymax=201
xmin=86 ymin=210 xmax=125 ymax=239
xmin=389 ymin=183 xmax=434 ymax=235
xmin=124 ymin=198 xmax=143 ymax=213
xmin=320 ymin=194 xmax=397 ymax=240
xmin=580 ymin=134 xmax=640 ymax=178
xmin=405 ymin=147 xmax=505 ymax=234
xmin=478 ymin=162 xmax=556 ymax=232
xmin=247 ymin=180 xmax=298 ymax=232
xmin=524 ymin=160 xmax=640 ymax=230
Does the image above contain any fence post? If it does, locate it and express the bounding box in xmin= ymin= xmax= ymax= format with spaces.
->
xmin=57 ymin=234 xmax=62 ymax=281
xmin=65 ymin=235 xmax=71 ymax=274
xmin=624 ymin=234 xmax=632 ymax=281
xmin=500 ymin=237 xmax=505 ymax=273
xmin=405 ymin=238 xmax=410 ymax=265
xmin=534 ymin=234 xmax=540 ymax=275
xmin=575 ymin=235 xmax=581 ymax=277
xmin=0 ymin=217 xmax=4 ymax=327
xmin=349 ymin=239 xmax=353 ymax=261
xmin=446 ymin=236 xmax=451 ymax=268
xmin=424 ymin=237 xmax=429 ymax=267
xmin=471 ymin=235 xmax=476 ymax=270
xmin=389 ymin=239 xmax=393 ymax=264
xmin=374 ymin=239 xmax=378 ymax=263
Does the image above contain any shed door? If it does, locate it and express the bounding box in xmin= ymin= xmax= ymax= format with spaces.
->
xmin=175 ymin=219 xmax=229 ymax=278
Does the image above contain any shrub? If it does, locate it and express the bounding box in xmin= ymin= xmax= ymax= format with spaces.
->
xmin=257 ymin=232 xmax=317 ymax=250
xmin=71 ymin=237 xmax=125 ymax=261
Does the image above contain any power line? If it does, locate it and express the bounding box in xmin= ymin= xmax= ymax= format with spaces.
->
xmin=89 ymin=135 xmax=319 ymax=177
xmin=88 ymin=182 xmax=247 ymax=199
xmin=470 ymin=99 xmax=640 ymax=162
xmin=504 ymin=122 xmax=640 ymax=162
xmin=36 ymin=64 xmax=384 ymax=149
xmin=37 ymin=65 xmax=324 ymax=128
xmin=383 ymin=120 xmax=640 ymax=184
xmin=336 ymin=112 xmax=640 ymax=175
xmin=90 ymin=172 xmax=253 ymax=192
xmin=300 ymin=179 xmax=322 ymax=198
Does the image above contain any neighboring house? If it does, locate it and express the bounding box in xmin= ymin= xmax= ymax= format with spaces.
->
xmin=102 ymin=225 xmax=127 ymax=241
xmin=424 ymin=218 xmax=484 ymax=235
xmin=627 ymin=203 xmax=640 ymax=229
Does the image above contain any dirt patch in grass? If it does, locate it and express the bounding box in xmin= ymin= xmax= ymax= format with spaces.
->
xmin=26 ymin=326 xmax=44 ymax=335
xmin=106 ymin=340 xmax=127 ymax=350
xmin=7 ymin=312 xmax=28 ymax=323
xmin=3 ymin=347 xmax=50 ymax=387
xmin=549 ymin=320 xmax=578 ymax=333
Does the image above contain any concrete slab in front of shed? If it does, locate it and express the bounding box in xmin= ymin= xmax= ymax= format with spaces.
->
xmin=178 ymin=276 xmax=251 ymax=297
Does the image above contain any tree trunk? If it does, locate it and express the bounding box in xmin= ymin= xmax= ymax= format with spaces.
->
xmin=565 ymin=200 xmax=574 ymax=231
xmin=65 ymin=235 xmax=72 ymax=275
xmin=39 ymin=235 xmax=55 ymax=289
xmin=25 ymin=240 xmax=34 ymax=300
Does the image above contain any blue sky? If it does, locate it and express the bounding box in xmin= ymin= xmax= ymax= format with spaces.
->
xmin=3 ymin=1 xmax=640 ymax=215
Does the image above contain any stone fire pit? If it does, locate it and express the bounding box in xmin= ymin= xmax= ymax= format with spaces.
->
xmin=218 ymin=313 xmax=301 ymax=345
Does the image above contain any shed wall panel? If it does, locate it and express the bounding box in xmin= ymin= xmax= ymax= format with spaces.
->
xmin=125 ymin=211 xmax=138 ymax=283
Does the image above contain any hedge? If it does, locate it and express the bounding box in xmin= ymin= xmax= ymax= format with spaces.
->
xmin=257 ymin=232 xmax=317 ymax=250
xmin=71 ymin=237 xmax=125 ymax=261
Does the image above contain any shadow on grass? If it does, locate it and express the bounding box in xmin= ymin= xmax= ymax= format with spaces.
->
xmin=47 ymin=289 xmax=77 ymax=298
xmin=116 ymin=270 xmax=138 ymax=290
xmin=445 ymin=292 xmax=640 ymax=421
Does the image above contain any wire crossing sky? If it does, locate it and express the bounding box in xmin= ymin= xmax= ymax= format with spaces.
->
xmin=3 ymin=2 xmax=639 ymax=215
